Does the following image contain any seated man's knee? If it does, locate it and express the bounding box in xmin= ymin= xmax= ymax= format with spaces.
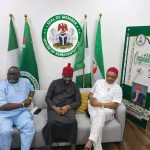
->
xmin=23 ymin=120 xmax=35 ymax=133
xmin=0 ymin=128 xmax=14 ymax=136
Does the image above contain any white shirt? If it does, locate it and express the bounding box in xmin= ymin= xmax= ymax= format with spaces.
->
xmin=91 ymin=79 xmax=122 ymax=104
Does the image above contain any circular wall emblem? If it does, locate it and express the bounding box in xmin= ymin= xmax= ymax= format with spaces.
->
xmin=42 ymin=14 xmax=82 ymax=57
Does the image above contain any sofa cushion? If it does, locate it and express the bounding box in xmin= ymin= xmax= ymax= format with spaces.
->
xmin=76 ymin=92 xmax=89 ymax=113
xmin=102 ymin=119 xmax=121 ymax=143
xmin=32 ymin=109 xmax=47 ymax=147
xmin=76 ymin=88 xmax=91 ymax=113
xmin=76 ymin=113 xmax=122 ymax=144
xmin=32 ymin=111 xmax=91 ymax=146
xmin=76 ymin=113 xmax=91 ymax=144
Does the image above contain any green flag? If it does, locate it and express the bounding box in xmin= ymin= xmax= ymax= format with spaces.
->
xmin=74 ymin=21 xmax=91 ymax=88
xmin=20 ymin=18 xmax=40 ymax=89
xmin=92 ymin=19 xmax=105 ymax=85
xmin=7 ymin=17 xmax=19 ymax=68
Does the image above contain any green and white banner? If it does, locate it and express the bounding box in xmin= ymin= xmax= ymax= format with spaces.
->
xmin=121 ymin=26 xmax=150 ymax=129
xmin=20 ymin=18 xmax=40 ymax=90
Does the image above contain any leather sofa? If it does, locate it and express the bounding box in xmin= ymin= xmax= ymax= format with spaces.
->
xmin=11 ymin=88 xmax=126 ymax=148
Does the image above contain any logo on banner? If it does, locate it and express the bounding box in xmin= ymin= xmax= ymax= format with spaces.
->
xmin=42 ymin=14 xmax=82 ymax=57
xmin=21 ymin=71 xmax=40 ymax=90
xmin=134 ymin=34 xmax=150 ymax=65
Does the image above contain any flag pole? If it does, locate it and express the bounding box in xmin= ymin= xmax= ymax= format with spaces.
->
xmin=24 ymin=14 xmax=27 ymax=21
xmin=99 ymin=13 xmax=102 ymax=19
xmin=82 ymin=14 xmax=87 ymax=88
xmin=9 ymin=13 xmax=13 ymax=18
xmin=99 ymin=13 xmax=102 ymax=24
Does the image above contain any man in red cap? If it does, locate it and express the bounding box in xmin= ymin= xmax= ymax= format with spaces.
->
xmin=42 ymin=63 xmax=81 ymax=150
xmin=132 ymin=85 xmax=145 ymax=106
xmin=84 ymin=67 xmax=122 ymax=150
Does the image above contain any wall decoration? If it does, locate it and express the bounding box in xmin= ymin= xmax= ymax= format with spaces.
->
xmin=42 ymin=14 xmax=82 ymax=57
xmin=121 ymin=26 xmax=150 ymax=129
xmin=123 ymin=83 xmax=149 ymax=122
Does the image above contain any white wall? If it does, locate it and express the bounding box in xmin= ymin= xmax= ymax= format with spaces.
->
xmin=0 ymin=0 xmax=150 ymax=89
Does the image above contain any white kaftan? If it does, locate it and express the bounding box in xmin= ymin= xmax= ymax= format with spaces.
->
xmin=88 ymin=79 xmax=122 ymax=150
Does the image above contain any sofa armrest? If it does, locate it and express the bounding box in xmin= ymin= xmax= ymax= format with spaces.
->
xmin=115 ymin=102 xmax=126 ymax=140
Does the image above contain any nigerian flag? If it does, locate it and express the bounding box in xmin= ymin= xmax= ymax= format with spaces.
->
xmin=7 ymin=17 xmax=19 ymax=68
xmin=92 ymin=19 xmax=105 ymax=85
xmin=74 ymin=20 xmax=91 ymax=88
xmin=20 ymin=18 xmax=40 ymax=90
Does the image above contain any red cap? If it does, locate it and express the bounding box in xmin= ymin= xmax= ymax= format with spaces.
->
xmin=135 ymin=85 xmax=142 ymax=91
xmin=107 ymin=67 xmax=118 ymax=76
xmin=62 ymin=63 xmax=73 ymax=76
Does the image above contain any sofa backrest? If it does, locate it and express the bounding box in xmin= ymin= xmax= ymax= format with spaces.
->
xmin=33 ymin=89 xmax=124 ymax=109
xmin=33 ymin=88 xmax=91 ymax=109
xmin=80 ymin=88 xmax=91 ymax=93
xmin=33 ymin=90 xmax=47 ymax=109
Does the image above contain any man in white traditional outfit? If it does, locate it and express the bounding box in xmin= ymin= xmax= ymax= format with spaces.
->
xmin=83 ymin=67 xmax=122 ymax=150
